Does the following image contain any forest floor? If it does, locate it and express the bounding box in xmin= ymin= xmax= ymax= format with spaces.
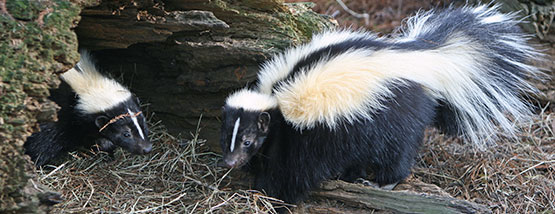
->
xmin=36 ymin=1 xmax=553 ymax=213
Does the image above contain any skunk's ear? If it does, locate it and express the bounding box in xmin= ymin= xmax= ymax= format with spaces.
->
xmin=95 ymin=115 xmax=110 ymax=129
xmin=257 ymin=112 xmax=271 ymax=133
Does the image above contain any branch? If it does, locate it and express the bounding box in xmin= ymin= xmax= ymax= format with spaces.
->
xmin=311 ymin=180 xmax=491 ymax=214
xmin=335 ymin=0 xmax=369 ymax=25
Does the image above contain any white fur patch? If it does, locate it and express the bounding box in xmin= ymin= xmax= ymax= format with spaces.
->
xmin=61 ymin=51 xmax=131 ymax=114
xmin=393 ymin=10 xmax=435 ymax=42
xmin=226 ymin=89 xmax=277 ymax=111
xmin=480 ymin=14 xmax=507 ymax=24
xmin=274 ymin=49 xmax=392 ymax=129
xmin=128 ymin=109 xmax=145 ymax=140
xmin=230 ymin=118 xmax=240 ymax=152
xmin=257 ymin=30 xmax=380 ymax=94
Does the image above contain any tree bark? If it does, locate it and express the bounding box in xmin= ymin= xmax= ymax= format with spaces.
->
xmin=0 ymin=0 xmax=92 ymax=212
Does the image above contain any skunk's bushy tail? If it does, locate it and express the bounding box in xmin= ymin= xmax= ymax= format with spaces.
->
xmin=60 ymin=51 xmax=132 ymax=114
xmin=396 ymin=4 xmax=542 ymax=147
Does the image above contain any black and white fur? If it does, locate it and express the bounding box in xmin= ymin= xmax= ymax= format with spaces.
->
xmin=25 ymin=51 xmax=152 ymax=166
xmin=219 ymin=4 xmax=542 ymax=204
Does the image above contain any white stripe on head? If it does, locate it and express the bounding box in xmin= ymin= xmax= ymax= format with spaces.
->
xmin=230 ymin=117 xmax=241 ymax=152
xmin=128 ymin=108 xmax=145 ymax=140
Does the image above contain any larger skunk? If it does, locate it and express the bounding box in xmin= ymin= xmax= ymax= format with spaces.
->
xmin=25 ymin=51 xmax=152 ymax=166
xmin=219 ymin=4 xmax=542 ymax=204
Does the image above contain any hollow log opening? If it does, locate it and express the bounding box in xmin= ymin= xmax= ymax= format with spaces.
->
xmin=75 ymin=0 xmax=334 ymax=148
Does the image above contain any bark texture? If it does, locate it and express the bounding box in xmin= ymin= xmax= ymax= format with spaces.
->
xmin=0 ymin=0 xmax=94 ymax=212
xmin=310 ymin=180 xmax=492 ymax=214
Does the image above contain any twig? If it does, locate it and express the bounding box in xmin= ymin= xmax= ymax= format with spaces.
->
xmin=208 ymin=192 xmax=239 ymax=212
xmin=184 ymin=175 xmax=220 ymax=192
xmin=83 ymin=179 xmax=95 ymax=208
xmin=99 ymin=111 xmax=142 ymax=132
xmin=518 ymin=160 xmax=555 ymax=176
xmin=130 ymin=191 xmax=188 ymax=213
xmin=335 ymin=0 xmax=370 ymax=25
xmin=40 ymin=162 xmax=66 ymax=181
xmin=37 ymin=8 xmax=53 ymax=26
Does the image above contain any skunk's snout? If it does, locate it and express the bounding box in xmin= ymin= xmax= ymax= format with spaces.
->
xmin=141 ymin=142 xmax=153 ymax=154
xmin=131 ymin=140 xmax=152 ymax=155
xmin=224 ymin=158 xmax=237 ymax=168
xmin=220 ymin=156 xmax=239 ymax=168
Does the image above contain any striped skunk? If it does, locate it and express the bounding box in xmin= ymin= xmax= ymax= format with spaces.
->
xmin=219 ymin=4 xmax=542 ymax=204
xmin=25 ymin=51 xmax=152 ymax=166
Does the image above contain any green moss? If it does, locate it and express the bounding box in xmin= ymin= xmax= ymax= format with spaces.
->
xmin=6 ymin=0 xmax=44 ymax=21
xmin=287 ymin=3 xmax=335 ymax=39
xmin=1 ymin=0 xmax=81 ymax=212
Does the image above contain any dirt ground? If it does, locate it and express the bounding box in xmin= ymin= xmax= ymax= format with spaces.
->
xmin=36 ymin=1 xmax=554 ymax=213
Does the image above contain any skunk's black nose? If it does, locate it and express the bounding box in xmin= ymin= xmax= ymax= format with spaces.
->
xmin=142 ymin=143 xmax=152 ymax=154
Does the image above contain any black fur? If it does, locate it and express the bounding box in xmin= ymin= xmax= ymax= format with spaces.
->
xmin=25 ymin=73 xmax=151 ymax=166
xmin=223 ymin=82 xmax=436 ymax=203
xmin=261 ymin=82 xmax=434 ymax=203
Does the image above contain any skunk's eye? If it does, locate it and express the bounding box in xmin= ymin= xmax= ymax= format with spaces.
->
xmin=123 ymin=131 xmax=132 ymax=138
xmin=243 ymin=141 xmax=252 ymax=146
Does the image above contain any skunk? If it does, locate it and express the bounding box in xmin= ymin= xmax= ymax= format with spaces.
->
xmin=25 ymin=51 xmax=152 ymax=166
xmin=219 ymin=4 xmax=542 ymax=204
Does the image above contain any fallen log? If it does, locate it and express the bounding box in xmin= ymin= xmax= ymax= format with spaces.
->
xmin=310 ymin=180 xmax=491 ymax=214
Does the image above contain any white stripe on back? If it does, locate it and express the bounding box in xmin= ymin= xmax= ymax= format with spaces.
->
xmin=230 ymin=118 xmax=241 ymax=152
xmin=128 ymin=109 xmax=145 ymax=140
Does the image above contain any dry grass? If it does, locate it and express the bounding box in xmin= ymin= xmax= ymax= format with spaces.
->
xmin=415 ymin=105 xmax=555 ymax=213
xmin=37 ymin=117 xmax=288 ymax=213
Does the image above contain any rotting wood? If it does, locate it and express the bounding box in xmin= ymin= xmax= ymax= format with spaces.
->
xmin=310 ymin=180 xmax=492 ymax=214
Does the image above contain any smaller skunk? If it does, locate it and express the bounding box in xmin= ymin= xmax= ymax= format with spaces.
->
xmin=25 ymin=51 xmax=152 ymax=166
xmin=219 ymin=4 xmax=542 ymax=204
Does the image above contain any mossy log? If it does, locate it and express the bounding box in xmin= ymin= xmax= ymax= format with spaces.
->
xmin=0 ymin=0 xmax=86 ymax=212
